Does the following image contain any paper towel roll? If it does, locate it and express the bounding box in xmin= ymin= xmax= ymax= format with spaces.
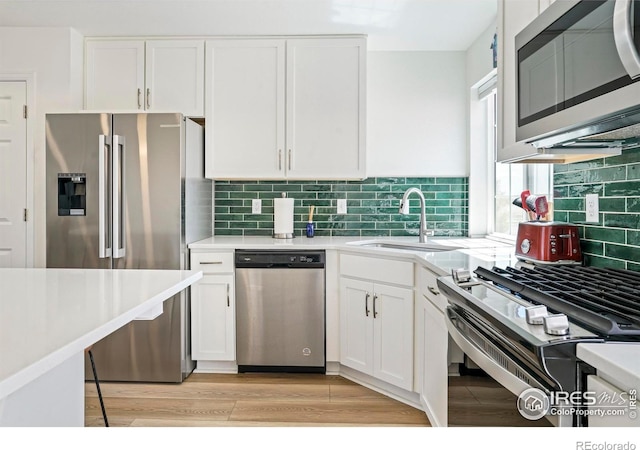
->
xmin=273 ymin=195 xmax=294 ymax=238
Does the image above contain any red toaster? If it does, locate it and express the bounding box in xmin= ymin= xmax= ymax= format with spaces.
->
xmin=515 ymin=221 xmax=582 ymax=264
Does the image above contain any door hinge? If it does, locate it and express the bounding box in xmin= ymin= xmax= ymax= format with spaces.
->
xmin=24 ymin=208 xmax=28 ymax=222
xmin=23 ymin=105 xmax=28 ymax=119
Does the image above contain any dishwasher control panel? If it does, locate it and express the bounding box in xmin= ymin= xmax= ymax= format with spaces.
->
xmin=235 ymin=250 xmax=325 ymax=268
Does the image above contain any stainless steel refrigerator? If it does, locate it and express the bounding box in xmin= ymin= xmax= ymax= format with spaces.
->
xmin=45 ymin=113 xmax=212 ymax=382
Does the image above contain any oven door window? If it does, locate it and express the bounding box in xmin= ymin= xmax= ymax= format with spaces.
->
xmin=518 ymin=0 xmax=640 ymax=127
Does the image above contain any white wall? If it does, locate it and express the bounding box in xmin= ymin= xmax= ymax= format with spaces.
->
xmin=466 ymin=22 xmax=496 ymax=91
xmin=466 ymin=20 xmax=497 ymax=237
xmin=0 ymin=27 xmax=84 ymax=266
xmin=366 ymin=51 xmax=467 ymax=177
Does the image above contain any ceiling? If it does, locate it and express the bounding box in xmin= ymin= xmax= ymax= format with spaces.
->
xmin=0 ymin=0 xmax=497 ymax=51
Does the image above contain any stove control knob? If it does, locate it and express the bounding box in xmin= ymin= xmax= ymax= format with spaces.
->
xmin=525 ymin=305 xmax=548 ymax=325
xmin=543 ymin=314 xmax=570 ymax=336
xmin=452 ymin=268 xmax=472 ymax=284
xmin=520 ymin=238 xmax=531 ymax=254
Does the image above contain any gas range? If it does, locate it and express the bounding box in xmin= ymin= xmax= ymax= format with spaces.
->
xmin=437 ymin=264 xmax=640 ymax=426
xmin=473 ymin=265 xmax=640 ymax=338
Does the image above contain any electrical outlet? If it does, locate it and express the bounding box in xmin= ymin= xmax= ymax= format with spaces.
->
xmin=252 ymin=198 xmax=262 ymax=214
xmin=337 ymin=199 xmax=347 ymax=214
xmin=586 ymin=194 xmax=599 ymax=222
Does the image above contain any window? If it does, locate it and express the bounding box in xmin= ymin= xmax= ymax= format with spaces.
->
xmin=483 ymin=87 xmax=552 ymax=239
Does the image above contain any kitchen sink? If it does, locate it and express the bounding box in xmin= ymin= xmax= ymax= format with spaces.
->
xmin=349 ymin=239 xmax=461 ymax=252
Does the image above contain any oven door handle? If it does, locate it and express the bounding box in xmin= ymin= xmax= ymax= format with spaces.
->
xmin=445 ymin=310 xmax=544 ymax=398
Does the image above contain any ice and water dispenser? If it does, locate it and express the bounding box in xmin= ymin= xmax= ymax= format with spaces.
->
xmin=57 ymin=173 xmax=86 ymax=216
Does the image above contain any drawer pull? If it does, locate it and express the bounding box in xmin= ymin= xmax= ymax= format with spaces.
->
xmin=428 ymin=286 xmax=440 ymax=296
xmin=200 ymin=261 xmax=223 ymax=265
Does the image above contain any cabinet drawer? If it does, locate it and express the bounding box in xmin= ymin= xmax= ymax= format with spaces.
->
xmin=340 ymin=253 xmax=413 ymax=286
xmin=191 ymin=251 xmax=234 ymax=273
xmin=417 ymin=266 xmax=447 ymax=312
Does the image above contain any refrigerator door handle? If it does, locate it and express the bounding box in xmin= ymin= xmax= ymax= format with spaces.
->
xmin=112 ymin=134 xmax=126 ymax=259
xmin=98 ymin=134 xmax=112 ymax=258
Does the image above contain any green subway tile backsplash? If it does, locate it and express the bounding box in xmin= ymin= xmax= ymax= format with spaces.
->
xmin=554 ymin=148 xmax=640 ymax=270
xmin=214 ymin=178 xmax=468 ymax=238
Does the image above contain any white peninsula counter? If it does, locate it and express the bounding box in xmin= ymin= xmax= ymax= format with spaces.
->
xmin=0 ymin=268 xmax=202 ymax=427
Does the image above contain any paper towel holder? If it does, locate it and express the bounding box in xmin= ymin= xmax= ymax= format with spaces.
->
xmin=273 ymin=192 xmax=295 ymax=239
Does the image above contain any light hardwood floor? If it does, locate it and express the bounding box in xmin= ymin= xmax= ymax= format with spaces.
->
xmin=85 ymin=373 xmax=430 ymax=427
xmin=85 ymin=372 xmax=551 ymax=427
xmin=448 ymin=374 xmax=552 ymax=427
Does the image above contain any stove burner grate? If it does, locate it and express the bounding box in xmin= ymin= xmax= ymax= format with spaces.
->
xmin=475 ymin=265 xmax=640 ymax=337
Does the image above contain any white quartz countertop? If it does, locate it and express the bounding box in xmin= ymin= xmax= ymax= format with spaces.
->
xmin=0 ymin=268 xmax=202 ymax=399
xmin=577 ymin=343 xmax=640 ymax=392
xmin=189 ymin=235 xmax=519 ymax=274
xmin=189 ymin=235 xmax=358 ymax=249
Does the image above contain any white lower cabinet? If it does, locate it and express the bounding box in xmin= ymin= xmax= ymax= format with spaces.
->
xmin=415 ymin=265 xmax=448 ymax=426
xmin=190 ymin=251 xmax=235 ymax=362
xmin=421 ymin=300 xmax=447 ymax=425
xmin=587 ymin=375 xmax=637 ymax=427
xmin=339 ymin=254 xmax=414 ymax=391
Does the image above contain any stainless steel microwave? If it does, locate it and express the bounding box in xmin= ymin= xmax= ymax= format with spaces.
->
xmin=510 ymin=0 xmax=640 ymax=163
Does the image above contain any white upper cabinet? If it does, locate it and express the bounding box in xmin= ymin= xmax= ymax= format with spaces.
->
xmin=85 ymin=39 xmax=204 ymax=116
xmin=85 ymin=40 xmax=145 ymax=111
xmin=285 ymin=38 xmax=366 ymax=179
xmin=205 ymin=39 xmax=285 ymax=179
xmin=205 ymin=37 xmax=366 ymax=180
xmin=145 ymin=40 xmax=205 ymax=116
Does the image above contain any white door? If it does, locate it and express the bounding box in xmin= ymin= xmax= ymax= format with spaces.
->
xmin=372 ymin=283 xmax=414 ymax=390
xmin=205 ymin=39 xmax=285 ymax=179
xmin=422 ymin=297 xmax=448 ymax=427
xmin=339 ymin=278 xmax=373 ymax=374
xmin=191 ymin=274 xmax=235 ymax=361
xmin=145 ymin=40 xmax=205 ymax=116
xmin=285 ymin=38 xmax=366 ymax=179
xmin=0 ymin=81 xmax=27 ymax=267
xmin=85 ymin=40 xmax=145 ymax=110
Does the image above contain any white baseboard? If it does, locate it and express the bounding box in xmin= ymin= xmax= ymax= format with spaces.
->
xmin=193 ymin=360 xmax=238 ymax=374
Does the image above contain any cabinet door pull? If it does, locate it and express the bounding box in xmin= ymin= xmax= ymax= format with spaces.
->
xmin=226 ymin=284 xmax=230 ymax=307
xmin=137 ymin=88 xmax=142 ymax=108
xmin=373 ymin=294 xmax=378 ymax=318
xmin=288 ymin=149 xmax=292 ymax=171
xmin=200 ymin=261 xmax=223 ymax=265
xmin=146 ymin=88 xmax=151 ymax=108
xmin=365 ymin=292 xmax=370 ymax=317
xmin=278 ymin=149 xmax=282 ymax=171
xmin=428 ymin=286 xmax=440 ymax=296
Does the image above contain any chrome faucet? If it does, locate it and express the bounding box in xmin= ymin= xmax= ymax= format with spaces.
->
xmin=399 ymin=187 xmax=430 ymax=243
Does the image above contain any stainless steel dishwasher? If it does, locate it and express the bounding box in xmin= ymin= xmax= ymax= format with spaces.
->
xmin=235 ymin=250 xmax=325 ymax=373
